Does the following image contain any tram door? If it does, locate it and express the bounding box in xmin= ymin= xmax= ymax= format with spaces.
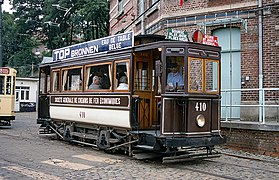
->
xmin=38 ymin=66 xmax=50 ymax=121
xmin=133 ymin=50 xmax=160 ymax=129
xmin=14 ymin=90 xmax=20 ymax=111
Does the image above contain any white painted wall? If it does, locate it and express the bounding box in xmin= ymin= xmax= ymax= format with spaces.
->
xmin=15 ymin=77 xmax=39 ymax=111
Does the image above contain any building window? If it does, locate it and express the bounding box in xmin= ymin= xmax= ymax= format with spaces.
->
xmin=139 ymin=0 xmax=144 ymax=15
xmin=118 ymin=0 xmax=124 ymax=13
xmin=21 ymin=90 xmax=25 ymax=100
xmin=26 ymin=91 xmax=30 ymax=100
xmin=16 ymin=86 xmax=31 ymax=101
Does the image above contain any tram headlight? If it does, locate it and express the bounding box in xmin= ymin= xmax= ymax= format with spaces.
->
xmin=196 ymin=114 xmax=205 ymax=127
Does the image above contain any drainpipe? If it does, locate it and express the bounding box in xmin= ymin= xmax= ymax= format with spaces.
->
xmin=258 ymin=0 xmax=263 ymax=123
xmin=141 ymin=0 xmax=145 ymax=35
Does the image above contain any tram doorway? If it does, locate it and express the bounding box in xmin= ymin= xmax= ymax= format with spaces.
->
xmin=133 ymin=49 xmax=161 ymax=129
xmin=37 ymin=66 xmax=50 ymax=122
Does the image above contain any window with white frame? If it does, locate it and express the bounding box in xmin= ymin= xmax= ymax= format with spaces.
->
xmin=16 ymin=86 xmax=30 ymax=101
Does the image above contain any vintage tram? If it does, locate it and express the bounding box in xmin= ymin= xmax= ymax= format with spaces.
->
xmin=38 ymin=32 xmax=225 ymax=162
xmin=0 ymin=67 xmax=17 ymax=126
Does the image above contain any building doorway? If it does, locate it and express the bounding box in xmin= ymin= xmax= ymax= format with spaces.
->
xmin=213 ymin=28 xmax=241 ymax=119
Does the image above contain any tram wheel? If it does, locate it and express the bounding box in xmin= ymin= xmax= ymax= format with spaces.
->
xmin=97 ymin=130 xmax=111 ymax=149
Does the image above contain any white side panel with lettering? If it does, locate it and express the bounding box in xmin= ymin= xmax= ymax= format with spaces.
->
xmin=50 ymin=106 xmax=131 ymax=128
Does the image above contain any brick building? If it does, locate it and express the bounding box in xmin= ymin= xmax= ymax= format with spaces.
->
xmin=109 ymin=0 xmax=279 ymax=155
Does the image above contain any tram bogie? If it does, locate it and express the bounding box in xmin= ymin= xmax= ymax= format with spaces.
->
xmin=0 ymin=67 xmax=16 ymax=126
xmin=38 ymin=32 xmax=226 ymax=162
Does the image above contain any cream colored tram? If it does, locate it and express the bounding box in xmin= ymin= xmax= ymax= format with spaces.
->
xmin=0 ymin=67 xmax=16 ymax=126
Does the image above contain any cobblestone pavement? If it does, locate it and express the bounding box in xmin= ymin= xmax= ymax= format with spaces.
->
xmin=0 ymin=112 xmax=279 ymax=180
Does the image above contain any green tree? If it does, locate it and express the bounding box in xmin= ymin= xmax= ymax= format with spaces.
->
xmin=2 ymin=0 xmax=110 ymax=77
xmin=42 ymin=0 xmax=109 ymax=49
xmin=2 ymin=12 xmax=40 ymax=77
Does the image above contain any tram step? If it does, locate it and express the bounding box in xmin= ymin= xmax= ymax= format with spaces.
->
xmin=71 ymin=132 xmax=98 ymax=140
xmin=133 ymin=152 xmax=162 ymax=160
xmin=38 ymin=129 xmax=55 ymax=135
xmin=134 ymin=145 xmax=154 ymax=151
xmin=162 ymin=152 xmax=221 ymax=163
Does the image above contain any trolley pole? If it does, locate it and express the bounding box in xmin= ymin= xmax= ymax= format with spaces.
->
xmin=0 ymin=0 xmax=3 ymax=67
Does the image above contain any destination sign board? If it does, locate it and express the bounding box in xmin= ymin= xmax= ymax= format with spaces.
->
xmin=0 ymin=68 xmax=10 ymax=74
xmin=52 ymin=31 xmax=134 ymax=62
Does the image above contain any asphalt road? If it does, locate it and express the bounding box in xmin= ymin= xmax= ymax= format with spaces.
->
xmin=1 ymin=112 xmax=279 ymax=180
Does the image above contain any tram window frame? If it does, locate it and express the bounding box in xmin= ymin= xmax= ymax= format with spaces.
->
xmin=205 ymin=59 xmax=219 ymax=94
xmin=85 ymin=62 xmax=112 ymax=92
xmin=0 ymin=76 xmax=4 ymax=95
xmin=188 ymin=57 xmax=220 ymax=94
xmin=134 ymin=60 xmax=151 ymax=91
xmin=39 ymin=71 xmax=46 ymax=94
xmin=188 ymin=57 xmax=203 ymax=93
xmin=51 ymin=69 xmax=61 ymax=92
xmin=61 ymin=66 xmax=83 ymax=92
xmin=13 ymin=76 xmax=16 ymax=95
xmin=6 ymin=76 xmax=12 ymax=95
xmin=165 ymin=56 xmax=185 ymax=93
xmin=114 ymin=60 xmax=130 ymax=91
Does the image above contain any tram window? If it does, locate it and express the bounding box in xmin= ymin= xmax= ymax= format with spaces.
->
xmin=115 ymin=61 xmax=129 ymax=91
xmin=39 ymin=73 xmax=46 ymax=94
xmin=13 ymin=77 xmax=16 ymax=95
xmin=188 ymin=58 xmax=203 ymax=92
xmin=135 ymin=61 xmax=150 ymax=90
xmin=52 ymin=70 xmax=60 ymax=92
xmin=47 ymin=75 xmax=50 ymax=93
xmin=62 ymin=67 xmax=83 ymax=91
xmin=85 ymin=64 xmax=112 ymax=91
xmin=166 ymin=56 xmax=185 ymax=92
xmin=6 ymin=76 xmax=12 ymax=95
xmin=0 ymin=76 xmax=4 ymax=94
xmin=206 ymin=60 xmax=219 ymax=93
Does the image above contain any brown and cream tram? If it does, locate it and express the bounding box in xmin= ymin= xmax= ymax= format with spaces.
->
xmin=38 ymin=32 xmax=225 ymax=162
xmin=0 ymin=67 xmax=16 ymax=126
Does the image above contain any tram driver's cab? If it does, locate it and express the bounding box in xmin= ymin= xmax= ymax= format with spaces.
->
xmin=165 ymin=57 xmax=185 ymax=92
xmin=132 ymin=42 xmax=220 ymax=136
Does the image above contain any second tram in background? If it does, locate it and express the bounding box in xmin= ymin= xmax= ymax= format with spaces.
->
xmin=0 ymin=67 xmax=16 ymax=126
xmin=38 ymin=32 xmax=226 ymax=163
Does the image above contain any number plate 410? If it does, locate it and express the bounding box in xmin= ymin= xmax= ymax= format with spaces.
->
xmin=195 ymin=102 xmax=207 ymax=112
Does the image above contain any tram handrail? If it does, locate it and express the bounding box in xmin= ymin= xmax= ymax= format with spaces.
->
xmin=221 ymin=88 xmax=279 ymax=124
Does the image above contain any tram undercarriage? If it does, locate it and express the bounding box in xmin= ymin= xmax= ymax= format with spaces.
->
xmin=38 ymin=120 xmax=225 ymax=163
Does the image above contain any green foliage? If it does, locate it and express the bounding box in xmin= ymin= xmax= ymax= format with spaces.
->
xmin=2 ymin=0 xmax=110 ymax=77
xmin=42 ymin=0 xmax=109 ymax=49
xmin=2 ymin=12 xmax=40 ymax=77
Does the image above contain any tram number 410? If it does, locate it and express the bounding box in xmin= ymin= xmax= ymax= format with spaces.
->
xmin=195 ymin=102 xmax=207 ymax=112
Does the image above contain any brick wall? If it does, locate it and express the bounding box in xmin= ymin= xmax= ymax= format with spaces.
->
xmin=222 ymin=127 xmax=279 ymax=156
